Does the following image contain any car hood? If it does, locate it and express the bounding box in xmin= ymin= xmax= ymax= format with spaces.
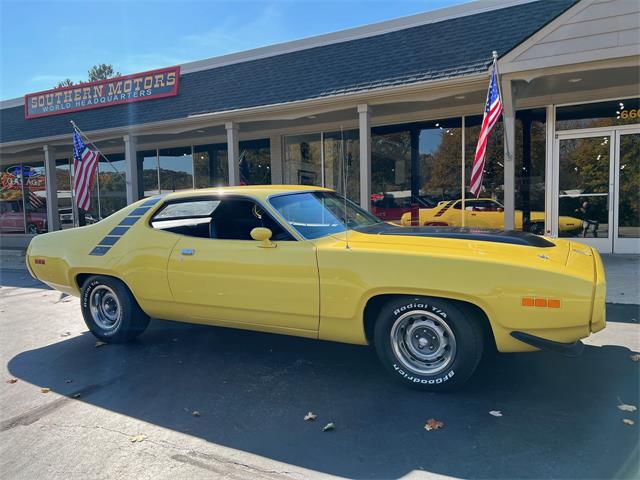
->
xmin=326 ymin=224 xmax=574 ymax=269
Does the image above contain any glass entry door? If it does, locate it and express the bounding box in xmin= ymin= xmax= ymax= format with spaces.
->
xmin=554 ymin=128 xmax=640 ymax=254
xmin=554 ymin=131 xmax=614 ymax=252
xmin=614 ymin=129 xmax=640 ymax=254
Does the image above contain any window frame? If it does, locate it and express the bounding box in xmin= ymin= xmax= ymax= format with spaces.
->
xmin=148 ymin=194 xmax=298 ymax=242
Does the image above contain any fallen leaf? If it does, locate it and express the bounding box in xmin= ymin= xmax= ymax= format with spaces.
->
xmin=424 ymin=419 xmax=444 ymax=431
xmin=94 ymin=341 xmax=107 ymax=348
xmin=322 ymin=422 xmax=335 ymax=432
xmin=192 ymin=411 xmax=201 ymax=417
xmin=72 ymin=393 xmax=81 ymax=399
xmin=130 ymin=434 xmax=147 ymax=443
xmin=630 ymin=354 xmax=640 ymax=362
xmin=60 ymin=332 xmax=71 ymax=337
xmin=489 ymin=411 xmax=503 ymax=417
xmin=304 ymin=412 xmax=318 ymax=421
xmin=6 ymin=378 xmax=17 ymax=384
xmin=41 ymin=387 xmax=50 ymax=393
xmin=623 ymin=419 xmax=635 ymax=426
xmin=618 ymin=403 xmax=637 ymax=413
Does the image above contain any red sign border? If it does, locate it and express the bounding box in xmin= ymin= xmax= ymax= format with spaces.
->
xmin=24 ymin=66 xmax=181 ymax=119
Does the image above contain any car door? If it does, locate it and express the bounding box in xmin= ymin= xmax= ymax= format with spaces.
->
xmin=163 ymin=196 xmax=320 ymax=334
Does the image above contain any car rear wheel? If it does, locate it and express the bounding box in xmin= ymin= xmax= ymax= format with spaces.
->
xmin=80 ymin=275 xmax=150 ymax=343
xmin=373 ymin=296 xmax=483 ymax=391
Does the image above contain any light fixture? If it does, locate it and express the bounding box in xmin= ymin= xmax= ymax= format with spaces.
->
xmin=196 ymin=129 xmax=205 ymax=133
xmin=307 ymin=115 xmax=317 ymax=119
xmin=568 ymin=78 xmax=582 ymax=83
xmin=454 ymin=95 xmax=466 ymax=100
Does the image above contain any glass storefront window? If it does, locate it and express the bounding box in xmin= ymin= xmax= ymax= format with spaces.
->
xmin=158 ymin=147 xmax=194 ymax=193
xmin=618 ymin=133 xmax=640 ymax=239
xmin=556 ymin=98 xmax=640 ymax=131
xmin=284 ymin=134 xmax=322 ymax=187
xmin=371 ymin=128 xmax=411 ymax=221
xmin=25 ymin=162 xmax=47 ymax=234
xmin=194 ymin=143 xmax=228 ymax=188
xmin=465 ymin=116 xmax=504 ymax=228
xmin=98 ymin=153 xmax=127 ymax=219
xmin=0 ymin=161 xmax=48 ymax=235
xmin=515 ymin=109 xmax=546 ymax=233
xmin=419 ymin=118 xmax=463 ymax=206
xmin=56 ymin=159 xmax=74 ymax=229
xmin=0 ymin=163 xmax=27 ymax=234
xmin=239 ymin=139 xmax=271 ymax=185
xmin=323 ymin=130 xmax=359 ymax=203
xmin=137 ymin=150 xmax=159 ymax=197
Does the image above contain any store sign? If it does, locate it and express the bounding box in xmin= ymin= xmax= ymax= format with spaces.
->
xmin=25 ymin=66 xmax=180 ymax=119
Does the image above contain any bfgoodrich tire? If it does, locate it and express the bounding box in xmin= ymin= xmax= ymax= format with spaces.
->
xmin=374 ymin=297 xmax=483 ymax=391
xmin=80 ymin=275 xmax=150 ymax=343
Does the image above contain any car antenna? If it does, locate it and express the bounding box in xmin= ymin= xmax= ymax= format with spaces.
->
xmin=341 ymin=126 xmax=350 ymax=250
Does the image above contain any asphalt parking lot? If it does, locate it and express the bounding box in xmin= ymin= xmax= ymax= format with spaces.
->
xmin=1 ymin=268 xmax=638 ymax=480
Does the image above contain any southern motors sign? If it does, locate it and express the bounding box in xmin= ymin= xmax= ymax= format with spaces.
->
xmin=25 ymin=66 xmax=180 ymax=119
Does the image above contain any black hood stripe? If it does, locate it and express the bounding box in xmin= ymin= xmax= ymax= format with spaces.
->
xmin=357 ymin=224 xmax=555 ymax=248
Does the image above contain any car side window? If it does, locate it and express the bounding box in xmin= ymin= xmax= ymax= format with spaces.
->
xmin=150 ymin=197 xmax=293 ymax=241
xmin=210 ymin=199 xmax=293 ymax=241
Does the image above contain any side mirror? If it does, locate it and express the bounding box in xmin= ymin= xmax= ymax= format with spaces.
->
xmin=250 ymin=227 xmax=276 ymax=248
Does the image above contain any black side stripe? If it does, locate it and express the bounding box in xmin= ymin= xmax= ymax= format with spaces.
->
xmin=88 ymin=196 xmax=163 ymax=256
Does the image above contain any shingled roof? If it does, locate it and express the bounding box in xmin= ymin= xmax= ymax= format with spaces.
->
xmin=0 ymin=0 xmax=576 ymax=144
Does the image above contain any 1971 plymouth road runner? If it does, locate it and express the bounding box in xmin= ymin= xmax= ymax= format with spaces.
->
xmin=26 ymin=186 xmax=606 ymax=391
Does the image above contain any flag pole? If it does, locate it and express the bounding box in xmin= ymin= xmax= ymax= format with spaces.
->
xmin=491 ymin=50 xmax=511 ymax=159
xmin=70 ymin=120 xmax=121 ymax=174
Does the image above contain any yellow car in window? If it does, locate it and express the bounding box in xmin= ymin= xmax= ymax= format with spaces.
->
xmin=399 ymin=198 xmax=582 ymax=235
xmin=26 ymin=186 xmax=605 ymax=391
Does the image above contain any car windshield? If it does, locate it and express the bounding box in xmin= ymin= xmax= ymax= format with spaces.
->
xmin=269 ymin=191 xmax=382 ymax=239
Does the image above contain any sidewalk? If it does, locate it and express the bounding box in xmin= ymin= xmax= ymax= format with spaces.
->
xmin=1 ymin=248 xmax=638 ymax=305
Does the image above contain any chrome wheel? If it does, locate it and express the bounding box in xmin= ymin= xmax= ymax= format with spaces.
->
xmin=390 ymin=310 xmax=457 ymax=376
xmin=89 ymin=285 xmax=122 ymax=331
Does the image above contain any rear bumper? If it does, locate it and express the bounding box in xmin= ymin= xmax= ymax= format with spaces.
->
xmin=510 ymin=331 xmax=584 ymax=357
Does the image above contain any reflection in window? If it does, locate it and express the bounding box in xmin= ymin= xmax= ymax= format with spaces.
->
xmin=56 ymin=159 xmax=74 ymax=229
xmin=556 ymin=98 xmax=640 ymax=131
xmin=98 ymin=153 xmax=127 ymax=219
xmin=137 ymin=150 xmax=159 ymax=197
xmin=0 ymin=163 xmax=26 ymax=234
xmin=159 ymin=147 xmax=193 ymax=193
xmin=323 ymin=130 xmax=360 ymax=203
xmin=618 ymin=133 xmax=640 ymax=238
xmin=419 ymin=118 xmax=462 ymax=228
xmin=515 ymin=109 xmax=546 ymax=234
xmin=371 ymin=128 xmax=411 ymax=221
xmin=239 ymin=139 xmax=271 ymax=185
xmin=284 ymin=134 xmax=322 ymax=187
xmin=465 ymin=115 xmax=504 ymax=229
xmin=194 ymin=144 xmax=228 ymax=188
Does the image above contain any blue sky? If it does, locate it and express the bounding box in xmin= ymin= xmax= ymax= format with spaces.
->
xmin=0 ymin=0 xmax=468 ymax=100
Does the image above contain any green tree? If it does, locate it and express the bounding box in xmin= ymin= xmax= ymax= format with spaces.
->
xmin=87 ymin=64 xmax=121 ymax=82
xmin=55 ymin=78 xmax=75 ymax=88
xmin=53 ymin=64 xmax=120 ymax=88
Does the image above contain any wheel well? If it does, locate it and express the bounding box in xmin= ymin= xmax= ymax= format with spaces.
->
xmin=363 ymin=294 xmax=496 ymax=352
xmin=75 ymin=273 xmax=128 ymax=292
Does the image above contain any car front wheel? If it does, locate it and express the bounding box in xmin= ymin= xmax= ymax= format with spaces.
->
xmin=374 ymin=297 xmax=483 ymax=391
xmin=80 ymin=275 xmax=150 ymax=343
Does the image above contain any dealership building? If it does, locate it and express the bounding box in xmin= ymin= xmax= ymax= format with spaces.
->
xmin=0 ymin=0 xmax=638 ymax=253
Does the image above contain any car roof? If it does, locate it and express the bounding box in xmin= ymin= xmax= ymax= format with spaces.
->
xmin=159 ymin=185 xmax=332 ymax=202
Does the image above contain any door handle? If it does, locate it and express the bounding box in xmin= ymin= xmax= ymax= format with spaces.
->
xmin=181 ymin=248 xmax=195 ymax=256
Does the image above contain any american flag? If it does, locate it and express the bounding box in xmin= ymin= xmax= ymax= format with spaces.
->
xmin=469 ymin=63 xmax=503 ymax=197
xmin=72 ymin=131 xmax=99 ymax=211
xmin=28 ymin=190 xmax=44 ymax=209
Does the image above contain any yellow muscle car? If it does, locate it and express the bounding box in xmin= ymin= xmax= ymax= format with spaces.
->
xmin=399 ymin=198 xmax=582 ymax=234
xmin=26 ymin=186 xmax=606 ymax=391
